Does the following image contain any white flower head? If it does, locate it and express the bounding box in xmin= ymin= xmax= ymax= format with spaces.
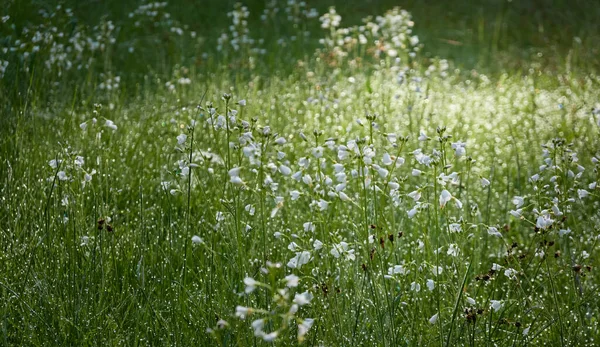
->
xmin=244 ymin=277 xmax=259 ymax=293
xmin=512 ymin=196 xmax=525 ymax=208
xmin=235 ymin=306 xmax=252 ymax=319
xmin=285 ymin=274 xmax=300 ymax=288
xmin=105 ymin=119 xmax=117 ymax=131
xmin=287 ymin=251 xmax=311 ymax=269
xmin=439 ymin=190 xmax=452 ymax=208
xmin=490 ymin=300 xmax=503 ymax=312
xmin=480 ymin=177 xmax=490 ymax=188
xmin=487 ymin=227 xmax=502 ymax=238
xmin=298 ymin=318 xmax=314 ymax=342
xmin=191 ymin=235 xmax=204 ymax=245
xmin=293 ymin=291 xmax=313 ymax=306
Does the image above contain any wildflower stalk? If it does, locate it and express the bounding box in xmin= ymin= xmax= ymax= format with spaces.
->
xmin=258 ymin=136 xmax=268 ymax=262
xmin=445 ymin=262 xmax=471 ymax=346
xmin=545 ymin=256 xmax=565 ymax=346
xmin=181 ymin=122 xmax=195 ymax=289
xmin=224 ymin=95 xmax=232 ymax=172
xmin=433 ymin=162 xmax=444 ymax=347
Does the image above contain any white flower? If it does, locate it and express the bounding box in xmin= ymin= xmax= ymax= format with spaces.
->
xmin=376 ymin=166 xmax=389 ymax=178
xmin=558 ymin=228 xmax=571 ymax=237
xmin=287 ymin=251 xmax=311 ymax=269
xmin=180 ymin=166 xmax=190 ymax=177
xmin=481 ymin=177 xmax=490 ymax=187
xmin=191 ymin=235 xmax=204 ymax=245
xmin=439 ymin=190 xmax=452 ymax=208
xmin=426 ymin=279 xmax=435 ymax=291
xmin=279 ymin=165 xmax=292 ymax=176
xmin=407 ymin=206 xmax=419 ymax=218
xmin=449 ymin=223 xmax=462 ymax=233
xmin=244 ymin=277 xmax=259 ymax=293
xmin=303 ymin=174 xmax=313 ymax=185
xmin=49 ymin=159 xmax=60 ymax=169
xmin=447 ymin=243 xmax=459 ymax=256
xmin=338 ymin=192 xmax=350 ymax=201
xmin=274 ymin=137 xmax=286 ymax=145
xmin=552 ymin=205 xmax=563 ymax=217
xmin=251 ymin=319 xmax=265 ymax=336
xmin=412 ymin=169 xmax=422 ymax=176
xmin=238 ymin=99 xmax=247 ymax=106
xmin=382 ymin=153 xmax=393 ymax=166
xmin=578 ymin=189 xmax=589 ymax=199
xmin=284 ymin=274 xmax=300 ymax=288
xmin=536 ymin=215 xmax=553 ymax=229
xmin=451 ymin=141 xmax=466 ymax=157
xmin=230 ymin=176 xmax=244 ymax=185
xmin=418 ymin=131 xmax=429 ymax=141
xmin=523 ymin=326 xmax=531 ymax=336
xmin=293 ymin=291 xmax=313 ymax=306
xmin=338 ymin=148 xmax=350 ymax=160
xmin=510 ymin=209 xmax=523 ymax=218
xmin=466 ymin=296 xmax=476 ymax=305
xmin=262 ymin=332 xmax=278 ymax=342
xmin=512 ymin=196 xmax=525 ymax=208
xmin=408 ymin=190 xmax=421 ymax=201
xmin=80 ymin=235 xmax=90 ymax=246
xmin=290 ymin=190 xmax=301 ymax=200
xmin=312 ymin=146 xmax=324 ymax=159
xmin=410 ymin=35 xmax=419 ymax=46
xmin=388 ymin=182 xmax=400 ymax=190
xmin=411 ymin=282 xmax=421 ymax=292
xmin=228 ymin=167 xmax=241 ymax=177
xmin=298 ymin=318 xmax=314 ymax=342
xmin=177 ymin=133 xmax=187 ymax=145
xmin=317 ymin=199 xmax=329 ymax=211
xmin=105 ymin=119 xmax=117 ymax=130
xmin=504 ymin=268 xmax=518 ymax=279
xmin=74 ymin=156 xmax=84 ymax=167
xmin=303 ymin=222 xmax=316 ymax=232
xmin=330 ymin=242 xmax=355 ymax=261
xmin=429 ymin=313 xmax=439 ymax=324
xmin=414 ymin=149 xmax=432 ymax=166
xmin=80 ymin=122 xmax=88 ymax=131
xmin=530 ymin=174 xmax=540 ymax=182
xmin=388 ymin=265 xmax=408 ymax=276
xmin=57 ymin=171 xmax=68 ymax=181
xmin=235 ymin=306 xmax=251 ymax=319
xmin=313 ymin=239 xmax=323 ymax=250
xmin=490 ymin=300 xmax=503 ymax=312
xmin=582 ymin=250 xmax=590 ymax=259
xmin=487 ymin=227 xmax=502 ymax=238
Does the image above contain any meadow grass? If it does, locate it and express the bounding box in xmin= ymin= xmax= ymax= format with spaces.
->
xmin=1 ymin=1 xmax=600 ymax=346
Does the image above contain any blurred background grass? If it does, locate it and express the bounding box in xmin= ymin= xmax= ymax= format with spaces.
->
xmin=6 ymin=0 xmax=599 ymax=75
